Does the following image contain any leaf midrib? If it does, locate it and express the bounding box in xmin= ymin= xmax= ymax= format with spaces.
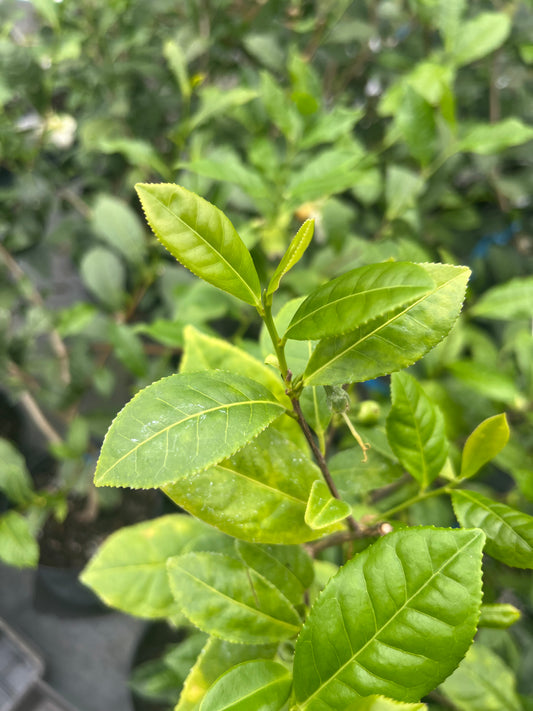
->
xmin=97 ymin=398 xmax=283 ymax=480
xmin=155 ymin=190 xmax=259 ymax=306
xmin=175 ymin=563 xmax=300 ymax=633
xmin=210 ymin=673 xmax=291 ymax=711
xmin=304 ymin=270 xmax=465 ymax=384
xmin=455 ymin=491 xmax=533 ymax=551
xmin=298 ymin=532 xmax=482 ymax=709
xmin=213 ymin=463 xmax=308 ymax=505
xmin=289 ymin=283 xmax=429 ymax=336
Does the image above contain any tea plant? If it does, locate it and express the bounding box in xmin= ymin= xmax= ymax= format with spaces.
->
xmin=81 ymin=184 xmax=532 ymax=710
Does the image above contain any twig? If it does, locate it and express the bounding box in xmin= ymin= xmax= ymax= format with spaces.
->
xmin=8 ymin=364 xmax=63 ymax=446
xmin=0 ymin=243 xmax=71 ymax=385
xmin=292 ymin=398 xmax=361 ymax=533
xmin=307 ymin=521 xmax=393 ymax=555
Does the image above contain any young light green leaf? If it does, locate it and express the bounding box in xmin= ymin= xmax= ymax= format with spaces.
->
xmin=440 ymin=643 xmax=522 ymax=711
xmin=478 ymin=603 xmax=521 ymax=629
xmin=303 ymin=264 xmax=470 ymax=386
xmin=460 ymin=414 xmax=509 ymax=480
xmin=167 ymin=552 xmax=301 ymax=644
xmin=266 ymin=219 xmax=314 ymax=297
xmin=305 ymin=480 xmax=352 ymax=529
xmin=135 ymin=183 xmax=261 ymax=307
xmin=293 ymin=527 xmax=485 ymax=709
xmin=0 ymin=438 xmax=34 ymax=505
xmin=163 ymin=39 xmax=191 ymax=100
xmin=180 ymin=325 xmax=290 ymax=408
xmin=163 ymin=428 xmax=342 ymax=544
xmin=452 ymin=490 xmax=533 ymax=569
xmin=91 ymin=193 xmax=146 ymax=265
xmin=200 ymin=660 xmax=292 ymax=711
xmin=235 ymin=540 xmax=313 ymax=607
xmin=176 ymin=637 xmax=276 ymax=711
xmin=451 ymin=12 xmax=511 ymax=66
xmin=0 ymin=511 xmax=39 ymax=568
xmin=471 ymin=276 xmax=533 ymax=319
xmin=80 ymin=515 xmax=218 ymax=618
xmin=285 ymin=262 xmax=434 ymax=341
xmin=94 ymin=371 xmax=285 ymax=489
xmin=386 ymin=372 xmax=448 ymax=489
xmin=460 ymin=119 xmax=533 ymax=155
xmin=345 ymin=696 xmax=427 ymax=711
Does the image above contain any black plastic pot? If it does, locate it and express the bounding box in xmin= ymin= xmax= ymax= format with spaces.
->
xmin=33 ymin=566 xmax=107 ymax=618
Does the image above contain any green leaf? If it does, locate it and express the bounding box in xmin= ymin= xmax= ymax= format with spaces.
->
xmin=395 ymin=87 xmax=436 ymax=167
xmin=235 ymin=540 xmax=313 ymax=607
xmin=80 ymin=515 xmax=218 ymax=618
xmin=303 ymin=264 xmax=470 ymax=386
xmin=478 ymin=603 xmax=521 ymax=629
xmin=460 ymin=119 xmax=533 ymax=155
xmin=163 ymin=428 xmax=341 ymax=544
xmin=0 ymin=511 xmax=39 ymax=568
xmin=440 ymin=643 xmax=522 ymax=711
xmin=329 ymin=447 xmax=403 ymax=503
xmin=108 ymin=321 xmax=148 ymax=377
xmin=266 ymin=219 xmax=314 ymax=297
xmin=385 ymin=167 xmax=425 ymax=221
xmin=0 ymin=438 xmax=34 ymax=505
xmin=451 ymin=490 xmax=533 ymax=569
xmin=386 ymin=372 xmax=448 ymax=489
xmin=452 ymin=12 xmax=511 ymax=66
xmin=163 ymin=39 xmax=191 ymax=100
xmin=180 ymin=325 xmax=289 ymax=408
xmin=299 ymin=106 xmax=363 ymax=149
xmin=176 ymin=637 xmax=276 ymax=711
xmin=135 ymin=183 xmax=261 ymax=307
xmin=167 ymin=552 xmax=301 ymax=644
xmin=285 ymin=262 xmax=434 ymax=341
xmin=345 ymin=696 xmax=427 ymax=711
xmin=305 ymin=480 xmax=352 ymax=529
xmin=80 ymin=246 xmax=126 ymax=311
xmin=200 ymin=660 xmax=292 ymax=711
xmin=471 ymin=277 xmax=533 ymax=319
xmin=460 ymin=414 xmax=509 ymax=480
xmin=447 ymin=362 xmax=521 ymax=406
xmin=91 ymin=193 xmax=146 ymax=265
xmin=300 ymin=386 xmax=331 ymax=447
xmin=293 ymin=527 xmax=485 ymax=709
xmin=287 ymin=145 xmax=365 ymax=205
xmin=189 ymin=87 xmax=258 ymax=132
xmin=94 ymin=371 xmax=285 ymax=489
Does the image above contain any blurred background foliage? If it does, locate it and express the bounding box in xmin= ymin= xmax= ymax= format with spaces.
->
xmin=0 ymin=0 xmax=532 ymax=707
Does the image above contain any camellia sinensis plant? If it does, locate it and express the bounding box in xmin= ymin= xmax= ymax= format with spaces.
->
xmin=82 ymin=184 xmax=530 ymax=711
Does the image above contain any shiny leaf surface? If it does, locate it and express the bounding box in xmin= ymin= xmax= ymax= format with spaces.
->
xmin=286 ymin=262 xmax=434 ymax=340
xmin=304 ymin=480 xmax=352 ymax=529
xmin=460 ymin=414 xmax=509 ymax=480
xmin=168 ymin=552 xmax=301 ymax=644
xmin=452 ymin=490 xmax=533 ymax=568
xmin=136 ymin=183 xmax=261 ymax=306
xmin=266 ymin=219 xmax=314 ymax=297
xmin=303 ymin=264 xmax=470 ymax=385
xmin=200 ymin=660 xmax=291 ymax=711
xmin=163 ymin=428 xmax=338 ymax=544
xmin=94 ymin=371 xmax=284 ymax=488
xmin=386 ymin=372 xmax=448 ymax=489
xmin=293 ymin=527 xmax=485 ymax=709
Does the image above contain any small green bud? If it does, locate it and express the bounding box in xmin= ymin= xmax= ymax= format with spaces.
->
xmin=324 ymin=385 xmax=350 ymax=414
xmin=355 ymin=400 xmax=381 ymax=426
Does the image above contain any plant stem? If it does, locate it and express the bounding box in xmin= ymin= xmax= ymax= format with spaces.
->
xmin=370 ymin=481 xmax=460 ymax=521
xmin=260 ymin=299 xmax=290 ymax=381
xmin=307 ymin=522 xmax=393 ymax=555
xmin=292 ymin=398 xmax=361 ymax=533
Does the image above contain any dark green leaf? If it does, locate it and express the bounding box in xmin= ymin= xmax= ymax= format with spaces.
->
xmin=91 ymin=193 xmax=146 ymax=265
xmin=386 ymin=372 xmax=448 ymax=489
xmin=452 ymin=490 xmax=533 ymax=569
xmin=293 ymin=527 xmax=485 ymax=708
